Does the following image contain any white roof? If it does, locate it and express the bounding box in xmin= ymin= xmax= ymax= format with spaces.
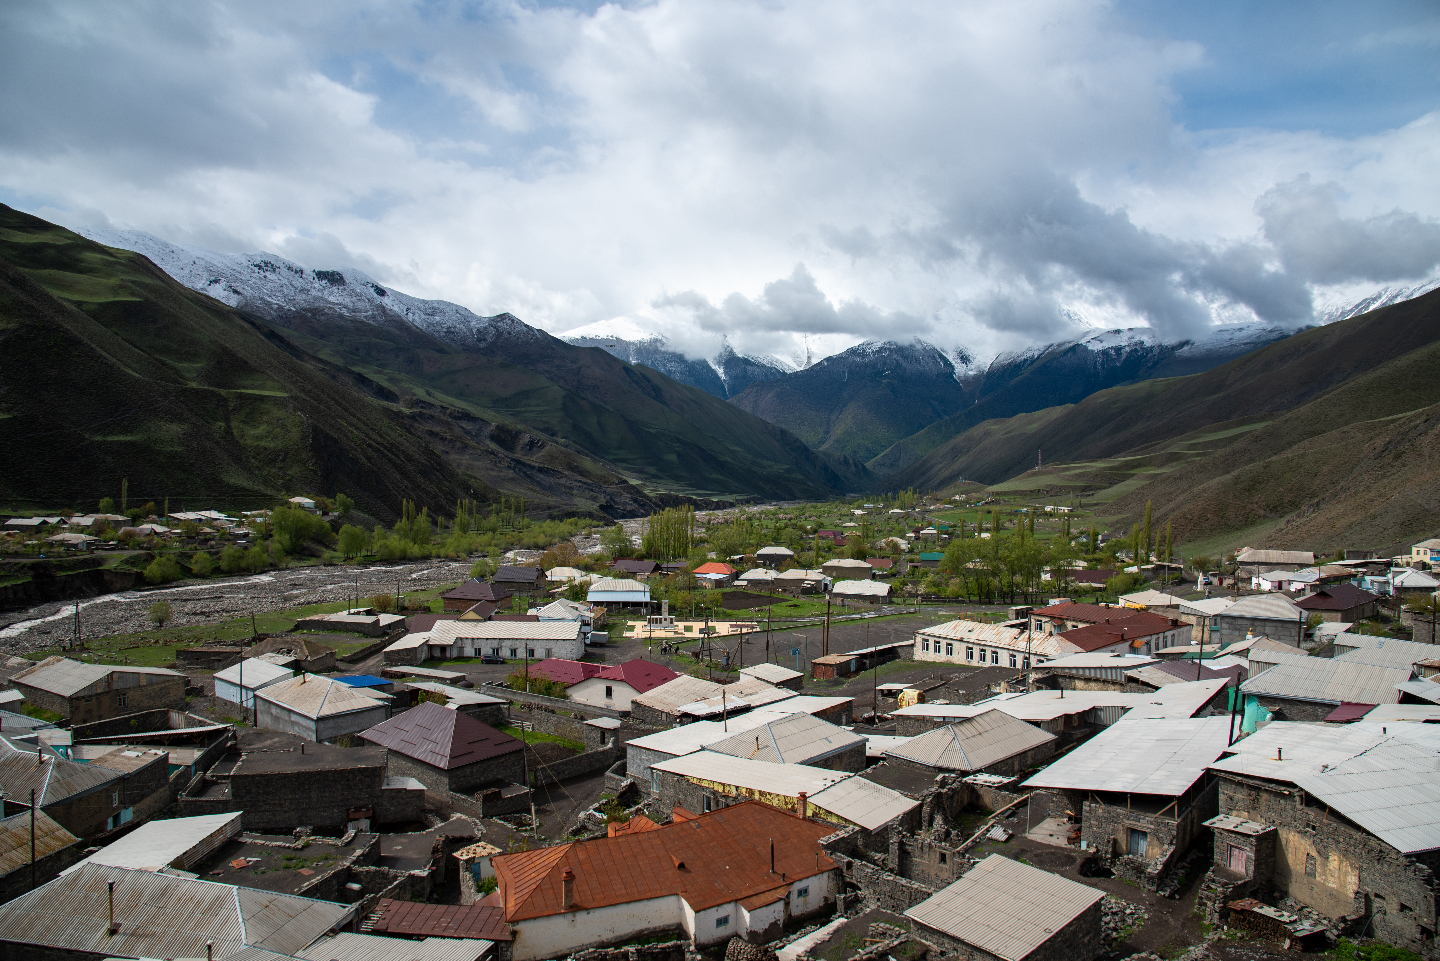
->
xmin=384 ymin=632 xmax=431 ymax=652
xmin=905 ymin=854 xmax=1104 ymax=961
xmin=916 ymin=620 xmax=1030 ymax=645
xmin=64 ymin=813 xmax=242 ymax=874
xmin=1023 ymin=716 xmax=1233 ymax=796
xmin=650 ymin=753 xmax=846 ymax=796
xmin=739 ymin=663 xmax=803 ymax=684
xmin=1393 ymin=569 xmax=1440 ymax=588
xmin=860 ymin=734 xmax=913 ymax=758
xmin=12 ymin=658 xmax=183 ymax=698
xmin=626 ymin=717 xmax=776 ymax=758
xmin=886 ymin=710 xmax=1056 ymax=772
xmin=1119 ymin=590 xmax=1187 ymax=607
xmin=1364 ymin=703 xmax=1440 ymax=723
xmin=823 ymin=558 xmax=873 ymax=568
xmin=1179 ymin=597 xmax=1236 ymax=618
xmin=831 ymin=580 xmax=891 ymax=597
xmin=755 ymin=546 xmax=796 ymax=557
xmin=808 ymin=776 xmax=919 ymax=830
xmin=1241 ymin=658 xmax=1409 ymax=706
xmin=1041 ymin=652 xmax=1158 ymax=670
xmin=1218 ymin=593 xmax=1305 ymax=620
xmin=254 ymin=674 xmax=390 ymax=718
xmin=737 ymin=568 xmax=780 ymax=581
xmin=753 ymin=694 xmax=850 ymax=716
xmin=1236 ymin=548 xmax=1315 ymax=565
xmin=428 ymin=620 xmax=583 ymax=643
xmin=298 ymin=933 xmax=491 ymax=961
xmin=774 ymin=568 xmax=827 ymax=581
xmin=545 ymin=566 xmax=587 ymax=581
xmin=1211 ymin=722 xmax=1440 ymax=853
xmin=404 ymin=682 xmax=506 ymax=707
xmin=587 ymin=577 xmax=650 ymax=594
xmin=893 ymin=680 xmax=1227 ymax=724
xmin=703 ymin=713 xmax=865 ymax=765
xmin=1333 ymin=634 xmax=1439 ymax=670
xmin=214 ymin=658 xmax=293 ymax=688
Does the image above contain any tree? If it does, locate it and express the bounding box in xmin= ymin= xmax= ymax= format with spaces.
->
xmin=338 ymin=524 xmax=369 ymax=559
xmin=1089 ymin=525 xmax=1099 ymax=555
xmin=243 ymin=545 xmax=270 ymax=573
xmin=143 ymin=556 xmax=183 ymax=584
xmin=470 ymin=556 xmax=495 ymax=579
xmin=1142 ymin=500 xmax=1153 ymax=564
xmin=98 ymin=497 xmax=115 ymax=514
xmin=1163 ymin=521 xmax=1174 ymax=565
xmin=121 ymin=478 xmax=128 ymax=513
xmin=191 ymin=552 xmax=212 ymax=577
xmin=219 ymin=546 xmax=245 ymax=574
xmin=601 ymin=523 xmax=633 ymax=558
xmin=148 ymin=600 xmax=172 ymax=629
xmin=370 ymin=593 xmax=397 ymax=613
xmin=335 ymin=492 xmax=355 ymax=516
xmin=272 ymin=504 xmax=332 ymax=554
xmin=641 ymin=506 xmax=695 ymax=560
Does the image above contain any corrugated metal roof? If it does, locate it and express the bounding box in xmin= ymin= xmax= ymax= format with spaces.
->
xmin=1211 ymin=722 xmax=1440 ymax=854
xmin=1334 ymin=635 xmax=1439 ymax=670
xmin=886 ymin=710 xmax=1055 ymax=772
xmin=831 ymin=581 xmax=891 ymax=597
xmin=428 ymin=620 xmax=584 ymax=643
xmin=905 ymin=854 xmax=1103 ymax=961
xmin=633 ymin=675 xmax=723 ymax=714
xmin=368 ymin=899 xmax=512 ymax=941
xmin=1022 ymin=716 xmax=1234 ymax=796
xmin=0 ymin=807 xmax=78 ymax=874
xmin=0 ymin=862 xmax=350 ymax=958
xmin=298 ymin=932 xmax=491 ymax=961
xmin=1042 ymin=653 xmax=1157 ymax=670
xmin=1364 ymin=704 xmax=1440 ymax=722
xmin=1179 ymin=597 xmax=1236 ymax=617
xmin=893 ymin=680 xmax=1227 ymax=725
xmin=0 ymin=733 xmax=120 ymax=806
xmin=215 ymin=658 xmax=294 ymax=688
xmin=1241 ymin=658 xmax=1409 ymax=706
xmin=651 ymin=753 xmax=846 ymax=796
xmin=12 ymin=657 xmax=182 ymax=697
xmin=405 ymin=682 xmax=506 ymax=707
xmin=360 ymin=703 xmax=522 ymax=770
xmin=738 ymin=663 xmax=803 ymax=684
xmin=626 ymin=719 xmax=753 ymax=757
xmin=255 ymin=674 xmax=391 ymax=719
xmin=65 ymin=812 xmax=242 ymax=874
xmin=808 ymin=776 xmax=918 ymax=830
xmin=1217 ymin=593 xmax=1305 ymax=621
xmin=1235 ymin=549 xmax=1314 ymax=565
xmin=703 ymin=713 xmax=864 ymax=765
xmin=587 ymin=577 xmax=649 ymax=592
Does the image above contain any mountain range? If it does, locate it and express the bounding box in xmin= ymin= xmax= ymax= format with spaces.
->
xmin=0 ymin=209 xmax=870 ymax=520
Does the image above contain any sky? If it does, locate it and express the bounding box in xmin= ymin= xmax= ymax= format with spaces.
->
xmin=2 ymin=0 xmax=1438 ymax=367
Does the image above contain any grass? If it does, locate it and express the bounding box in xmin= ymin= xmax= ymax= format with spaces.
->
xmin=1328 ymin=939 xmax=1426 ymax=961
xmin=500 ymin=726 xmax=585 ymax=753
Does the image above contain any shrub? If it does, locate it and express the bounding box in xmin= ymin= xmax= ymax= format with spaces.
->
xmin=190 ymin=552 xmax=213 ymax=577
xmin=371 ymin=593 xmax=397 ymax=613
xmin=506 ymin=670 xmax=568 ymax=698
xmin=143 ymin=556 xmax=184 ymax=585
xmin=149 ymin=600 xmax=173 ymax=628
xmin=219 ymin=546 xmax=245 ymax=574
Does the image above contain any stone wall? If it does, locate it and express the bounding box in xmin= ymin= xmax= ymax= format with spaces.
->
xmin=380 ymin=747 xmax=526 ymax=795
xmin=1213 ymin=615 xmax=1302 ymax=648
xmin=506 ymin=702 xmax=609 ymax=750
xmin=828 ymin=850 xmax=938 ymax=914
xmin=481 ymin=684 xmax=625 ymax=720
xmin=531 ymin=744 xmax=618 ymax=788
xmin=19 ymin=674 xmax=187 ymax=724
xmin=71 ymin=708 xmax=218 ymax=741
xmin=1250 ymin=694 xmax=1335 ymax=723
xmin=176 ymin=646 xmax=245 ymax=671
xmin=1077 ymin=780 xmax=1218 ymax=891
xmin=228 ymin=763 xmax=389 ymax=833
xmin=1217 ymin=773 xmax=1440 ymax=958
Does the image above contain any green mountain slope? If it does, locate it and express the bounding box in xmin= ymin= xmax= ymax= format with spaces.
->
xmin=0 ymin=206 xmax=683 ymax=519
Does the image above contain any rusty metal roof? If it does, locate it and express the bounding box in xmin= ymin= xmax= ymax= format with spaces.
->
xmin=0 ymin=806 xmax=79 ymax=874
xmin=368 ymin=899 xmax=513 ymax=940
xmin=359 ymin=702 xmax=522 ymax=770
xmin=0 ymin=733 xmax=120 ymax=807
xmin=0 ymin=862 xmax=351 ymax=958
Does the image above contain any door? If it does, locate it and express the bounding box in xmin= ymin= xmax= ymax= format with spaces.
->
xmin=1229 ymin=844 xmax=1248 ymax=874
xmin=1128 ymin=829 xmax=1148 ymax=858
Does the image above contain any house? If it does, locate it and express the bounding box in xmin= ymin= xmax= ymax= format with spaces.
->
xmin=525 ymin=658 xmax=603 ymax=687
xmin=866 ymin=557 xmax=894 ymax=573
xmin=426 ymin=619 xmax=587 ymax=662
xmin=1124 ymin=659 xmax=1246 ymax=694
xmin=442 ymin=579 xmax=513 ymax=613
xmin=178 ymin=729 xmax=425 ymax=832
xmin=914 ymin=620 xmax=1070 ymax=671
xmin=1024 ymin=716 xmax=1232 ymax=888
xmin=360 ymin=702 xmax=525 ymax=793
xmin=586 ymin=577 xmax=652 ymax=608
xmin=905 ymin=854 xmax=1104 ymax=961
xmin=1235 ymin=548 xmax=1315 ymax=577
xmin=736 ymin=567 xmax=779 ymax=588
xmin=1391 ymin=567 xmax=1440 ymax=597
xmin=0 ymin=734 xmax=149 ymax=840
xmin=1238 ymin=650 xmax=1412 ymax=722
xmin=64 ymin=811 xmax=242 ymax=875
xmin=809 ymin=641 xmax=910 ymax=680
xmin=629 ymin=674 xmax=795 ymax=727
xmin=529 ymin=598 xmax=595 ymax=638
xmin=702 ymin=712 xmax=867 ymax=772
xmin=774 ymin=569 xmax=830 ymax=594
xmin=891 ymin=680 xmax=1230 ymax=736
xmin=567 ymin=659 xmax=679 ymax=712
xmin=820 ymin=558 xmax=873 ymax=580
xmin=459 ymin=600 xmax=500 ymax=621
xmin=1207 ymin=722 xmax=1440 ymax=956
xmin=404 ymin=683 xmax=509 ymax=725
xmin=1296 ymin=584 xmax=1380 ymax=623
xmin=0 ymin=798 xmax=82 ymax=904
xmin=11 ymin=658 xmax=186 ymax=723
xmin=1037 ymin=652 xmax=1160 ymax=691
xmin=1405 ymin=537 xmax=1440 ymax=566
xmin=831 ymin=580 xmax=892 ymax=605
xmin=365 ymin=899 xmax=511 ymax=944
xmin=1057 ymin=613 xmax=1187 ymax=657
xmin=738 ymin=663 xmax=804 ymax=691
xmin=1211 ymin=593 xmax=1306 ymax=647
xmin=213 ymin=657 xmax=294 ymax=709
xmin=545 ymin=566 xmax=589 ymax=585
xmin=755 ymin=546 xmax=796 ymax=563
xmin=68 ymin=708 xmax=233 ymax=785
xmin=288 ymin=495 xmax=318 ymax=510
xmin=883 ymin=710 xmax=1057 ymax=777
xmin=1118 ymin=590 xmax=1187 ymax=617
xmin=693 ymin=562 xmax=738 ymax=586
xmin=0 ymin=862 xmax=353 ymax=960
xmin=494 ymin=565 xmax=547 ymax=596
xmin=611 ymin=559 xmax=660 ymax=578
xmin=254 ymin=673 xmax=391 ymax=743
xmin=491 ymin=801 xmax=841 ymax=960
xmin=626 ymin=719 xmax=770 ymax=789
xmin=245 ymin=635 xmax=338 ymax=673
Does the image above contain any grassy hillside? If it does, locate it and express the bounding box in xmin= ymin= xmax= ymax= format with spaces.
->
xmin=904 ymin=289 xmax=1440 ymax=554
xmin=0 ymin=206 xmax=674 ymax=520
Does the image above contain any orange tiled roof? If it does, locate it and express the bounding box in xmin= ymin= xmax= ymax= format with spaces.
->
xmin=494 ymin=801 xmax=837 ymax=921
xmin=608 ymin=814 xmax=661 ymax=837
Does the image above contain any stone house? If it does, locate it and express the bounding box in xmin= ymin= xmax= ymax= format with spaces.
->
xmin=1235 ymin=548 xmax=1316 ymax=579
xmin=905 ymin=854 xmax=1104 ymax=961
xmin=701 ymin=712 xmax=867 ymax=772
xmin=0 ymin=734 xmax=154 ymax=840
xmin=1208 ymin=722 xmax=1440 ymax=958
xmin=425 ymin=620 xmax=586 ymax=663
xmin=11 ymin=658 xmax=185 ymax=723
xmin=495 ymin=565 xmax=547 ymax=597
xmin=442 ymin=578 xmax=513 ymax=613
xmin=883 ymin=709 xmax=1057 ymax=778
xmin=1023 ymin=716 xmax=1234 ymax=889
xmin=254 ymin=673 xmax=391 ymax=743
xmin=1240 ymin=652 xmax=1410 ymax=723
xmin=244 ymin=635 xmax=338 ymax=673
xmin=0 ymin=799 xmax=83 ymax=904
xmin=359 ymin=701 xmax=525 ymax=794
xmin=1211 ymin=593 xmax=1306 ymax=648
xmin=1296 ymin=584 xmax=1381 ymax=624
xmin=491 ymin=800 xmax=841 ymax=961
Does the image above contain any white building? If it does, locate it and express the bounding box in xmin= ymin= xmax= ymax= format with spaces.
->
xmin=586 ymin=577 xmax=651 ymax=607
xmin=913 ymin=619 xmax=1073 ymax=671
xmin=214 ymin=658 xmax=294 ymax=709
xmin=426 ymin=619 xmax=587 ymax=661
xmin=254 ymin=674 xmax=391 ymax=743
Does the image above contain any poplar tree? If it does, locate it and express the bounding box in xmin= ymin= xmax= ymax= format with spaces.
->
xmin=1142 ymin=500 xmax=1153 ymax=564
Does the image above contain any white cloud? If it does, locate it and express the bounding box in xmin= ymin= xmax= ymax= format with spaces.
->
xmin=1 ymin=0 xmax=1437 ymax=366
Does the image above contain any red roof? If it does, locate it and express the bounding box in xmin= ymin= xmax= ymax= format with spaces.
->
xmin=1297 ymin=584 xmax=1378 ymax=612
xmin=407 ymin=613 xmax=460 ymax=632
xmin=359 ymin=701 xmax=522 ymax=769
xmin=1036 ymin=602 xmax=1176 ymax=634
xmin=369 ymin=899 xmax=512 ymax=940
xmin=866 ymin=558 xmax=893 ymax=569
xmin=527 ymin=658 xmax=604 ymax=686
xmin=1058 ymin=623 xmax=1147 ymax=653
xmin=492 ymin=801 xmax=838 ymax=922
xmin=608 ymin=814 xmax=662 ymax=837
xmin=693 ymin=562 xmax=737 ymax=576
xmin=1323 ymin=702 xmax=1377 ymax=723
xmin=597 ymin=659 xmax=679 ymax=694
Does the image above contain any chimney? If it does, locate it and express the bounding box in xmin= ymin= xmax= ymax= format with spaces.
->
xmin=207 ymin=942 xmax=214 ymax=961
xmin=107 ymin=880 xmax=119 ymax=935
xmin=561 ymin=868 xmax=575 ymax=910
xmin=1277 ymin=748 xmax=1283 ymax=761
xmin=797 ymin=792 xmax=808 ymax=819
xmin=770 ymin=838 xmax=775 ymax=874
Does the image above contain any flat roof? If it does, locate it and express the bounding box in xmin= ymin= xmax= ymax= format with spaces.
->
xmin=1022 ymin=716 xmax=1234 ymax=797
xmin=808 ymin=776 xmax=918 ymax=830
xmin=651 ymin=753 xmax=846 ymax=796
xmin=64 ymin=812 xmax=242 ymax=874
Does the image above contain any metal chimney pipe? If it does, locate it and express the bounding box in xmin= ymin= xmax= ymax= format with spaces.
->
xmin=770 ymin=839 xmax=775 ymax=874
xmin=107 ymin=880 xmax=117 ymax=935
xmin=208 ymin=941 xmax=214 ymax=961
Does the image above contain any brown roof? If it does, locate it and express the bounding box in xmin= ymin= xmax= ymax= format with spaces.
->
xmin=608 ymin=814 xmax=661 ymax=837
xmin=1297 ymin=584 xmax=1379 ymax=612
xmin=442 ymin=581 xmax=512 ymax=603
xmin=368 ymin=899 xmax=512 ymax=941
xmin=611 ymin=560 xmax=660 ymax=575
xmin=1037 ymin=602 xmax=1175 ymax=632
xmin=494 ymin=566 xmax=545 ymax=584
xmin=359 ymin=702 xmax=522 ymax=770
xmin=407 ymin=613 xmax=461 ymax=633
xmin=493 ymin=800 xmax=838 ymax=922
xmin=1059 ymin=620 xmax=1171 ymax=652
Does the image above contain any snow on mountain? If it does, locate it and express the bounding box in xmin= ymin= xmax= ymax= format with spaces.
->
xmin=1315 ymin=278 xmax=1440 ymax=325
xmin=558 ymin=326 xmax=790 ymax=399
xmin=78 ymin=227 xmax=542 ymax=349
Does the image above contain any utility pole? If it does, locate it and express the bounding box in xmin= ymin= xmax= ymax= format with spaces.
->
xmin=30 ymin=788 xmax=36 ymax=892
xmin=823 ymin=594 xmax=831 ymax=657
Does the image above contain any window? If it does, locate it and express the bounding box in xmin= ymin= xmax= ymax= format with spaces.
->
xmin=938 ymin=852 xmax=947 ymax=865
xmin=703 ymin=796 xmax=713 ymax=813
xmin=117 ymin=693 xmax=127 ymax=707
xmin=921 ymin=639 xmax=930 ymax=652
xmin=526 ymin=648 xmax=535 ymax=658
xmin=715 ymin=915 xmax=730 ymax=929
xmin=509 ymin=648 xmax=519 ymax=658
xmin=1009 ymin=653 xmax=1017 ymax=668
xmin=605 ymin=686 xmax=614 ymax=699
xmin=796 ymin=886 xmax=809 ymax=898
xmin=651 ymin=770 xmax=659 ymax=793
xmin=490 ymin=648 xmax=500 ymax=656
xmin=111 ymin=791 xmax=119 ymax=806
xmin=945 ymin=643 xmax=954 ymax=657
xmin=965 ymin=646 xmax=974 ymax=661
xmin=991 ymin=650 xmax=1000 ymax=665
xmin=1305 ymin=853 xmax=1317 ymax=878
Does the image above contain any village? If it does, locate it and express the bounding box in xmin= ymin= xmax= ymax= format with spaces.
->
xmin=0 ymin=489 xmax=1436 ymax=961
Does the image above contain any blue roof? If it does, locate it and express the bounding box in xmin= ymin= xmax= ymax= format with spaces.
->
xmin=334 ymin=675 xmax=389 ymax=688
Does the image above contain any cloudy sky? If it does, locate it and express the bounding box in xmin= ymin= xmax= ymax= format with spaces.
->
xmin=2 ymin=0 xmax=1439 ymax=366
